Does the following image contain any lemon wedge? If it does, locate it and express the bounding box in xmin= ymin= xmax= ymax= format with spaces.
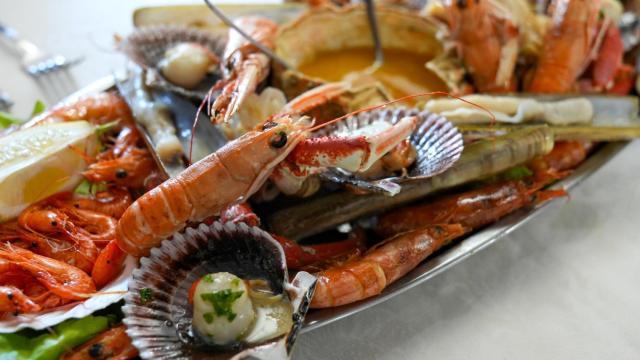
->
xmin=0 ymin=121 xmax=97 ymax=222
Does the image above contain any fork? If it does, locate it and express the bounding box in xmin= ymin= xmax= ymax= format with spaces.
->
xmin=0 ymin=22 xmax=82 ymax=104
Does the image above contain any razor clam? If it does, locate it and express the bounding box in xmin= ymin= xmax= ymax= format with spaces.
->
xmin=424 ymin=95 xmax=594 ymax=125
xmin=459 ymin=124 xmax=640 ymax=142
xmin=267 ymin=126 xmax=554 ymax=240
xmin=119 ymin=25 xmax=227 ymax=99
xmin=451 ymin=95 xmax=640 ymax=142
xmin=123 ymin=221 xmax=316 ymax=359
xmin=313 ymin=108 xmax=464 ymax=196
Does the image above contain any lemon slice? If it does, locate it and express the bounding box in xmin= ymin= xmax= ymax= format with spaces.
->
xmin=0 ymin=121 xmax=97 ymax=222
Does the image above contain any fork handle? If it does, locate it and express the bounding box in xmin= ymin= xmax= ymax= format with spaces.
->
xmin=0 ymin=22 xmax=41 ymax=59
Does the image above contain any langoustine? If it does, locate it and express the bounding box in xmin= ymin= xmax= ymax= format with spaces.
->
xmin=310 ymin=224 xmax=465 ymax=308
xmin=441 ymin=0 xmax=520 ymax=92
xmin=209 ymin=16 xmax=278 ymax=124
xmin=526 ymin=0 xmax=601 ymax=93
xmin=376 ymin=141 xmax=591 ymax=238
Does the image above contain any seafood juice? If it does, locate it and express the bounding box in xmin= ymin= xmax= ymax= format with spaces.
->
xmin=298 ymin=47 xmax=447 ymax=99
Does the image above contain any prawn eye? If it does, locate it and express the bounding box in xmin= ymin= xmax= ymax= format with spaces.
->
xmin=269 ymin=131 xmax=287 ymax=148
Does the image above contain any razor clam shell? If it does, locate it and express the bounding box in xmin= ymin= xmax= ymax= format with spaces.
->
xmin=119 ymin=25 xmax=227 ymax=99
xmin=122 ymin=221 xmax=316 ymax=359
xmin=312 ymin=108 xmax=464 ymax=195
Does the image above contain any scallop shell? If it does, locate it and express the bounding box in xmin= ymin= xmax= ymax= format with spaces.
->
xmin=119 ymin=25 xmax=227 ymax=99
xmin=122 ymin=221 xmax=316 ymax=359
xmin=313 ymin=108 xmax=464 ymax=195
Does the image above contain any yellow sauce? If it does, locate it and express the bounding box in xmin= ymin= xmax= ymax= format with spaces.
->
xmin=298 ymin=47 xmax=447 ymax=99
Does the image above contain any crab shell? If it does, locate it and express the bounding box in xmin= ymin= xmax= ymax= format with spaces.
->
xmin=313 ymin=108 xmax=464 ymax=195
xmin=122 ymin=221 xmax=316 ymax=359
xmin=272 ymin=5 xmax=444 ymax=107
xmin=119 ymin=25 xmax=227 ymax=99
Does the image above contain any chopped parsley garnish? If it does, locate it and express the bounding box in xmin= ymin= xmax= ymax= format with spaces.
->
xmin=201 ymin=289 xmax=244 ymax=322
xmin=231 ymin=278 xmax=240 ymax=287
xmin=203 ymin=274 xmax=214 ymax=283
xmin=203 ymin=312 xmax=214 ymax=324
xmin=0 ymin=100 xmax=45 ymax=129
xmin=139 ymin=288 xmax=153 ymax=305
xmin=0 ymin=111 xmax=21 ymax=128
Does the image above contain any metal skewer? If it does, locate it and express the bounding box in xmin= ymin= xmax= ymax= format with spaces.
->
xmin=364 ymin=0 xmax=384 ymax=69
xmin=203 ymin=0 xmax=294 ymax=70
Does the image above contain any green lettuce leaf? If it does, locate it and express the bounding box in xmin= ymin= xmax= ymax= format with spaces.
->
xmin=0 ymin=315 xmax=110 ymax=360
xmin=30 ymin=100 xmax=46 ymax=118
xmin=0 ymin=111 xmax=22 ymax=128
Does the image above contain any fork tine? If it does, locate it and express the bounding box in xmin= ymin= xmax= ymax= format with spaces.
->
xmin=58 ymin=68 xmax=78 ymax=96
xmin=44 ymin=72 xmax=67 ymax=103
xmin=34 ymin=74 xmax=59 ymax=104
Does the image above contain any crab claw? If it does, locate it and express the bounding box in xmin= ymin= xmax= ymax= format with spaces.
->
xmin=271 ymin=116 xmax=418 ymax=196
xmin=210 ymin=52 xmax=270 ymax=124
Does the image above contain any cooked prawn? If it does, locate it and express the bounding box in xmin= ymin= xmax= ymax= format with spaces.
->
xmin=116 ymin=116 xmax=312 ymax=256
xmin=0 ymin=285 xmax=42 ymax=315
xmin=61 ymin=324 xmax=138 ymax=360
xmin=66 ymin=187 xmax=133 ymax=220
xmin=0 ymin=245 xmax=96 ymax=300
xmin=311 ymin=224 xmax=465 ymax=308
xmin=526 ymin=0 xmax=600 ymax=93
xmin=91 ymin=240 xmax=127 ymax=288
xmin=83 ymin=126 xmax=157 ymax=189
xmin=28 ymin=92 xmax=135 ymax=127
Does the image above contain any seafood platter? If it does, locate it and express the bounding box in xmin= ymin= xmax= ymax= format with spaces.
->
xmin=2 ymin=0 xmax=640 ymax=358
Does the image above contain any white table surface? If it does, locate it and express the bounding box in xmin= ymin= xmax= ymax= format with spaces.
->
xmin=1 ymin=1 xmax=639 ymax=359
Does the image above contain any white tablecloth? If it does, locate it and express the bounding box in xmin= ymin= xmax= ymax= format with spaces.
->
xmin=1 ymin=1 xmax=639 ymax=359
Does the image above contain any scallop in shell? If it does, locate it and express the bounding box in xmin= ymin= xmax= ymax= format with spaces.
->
xmin=122 ymin=221 xmax=316 ymax=359
xmin=119 ymin=25 xmax=227 ymax=99
xmin=313 ymin=108 xmax=464 ymax=195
